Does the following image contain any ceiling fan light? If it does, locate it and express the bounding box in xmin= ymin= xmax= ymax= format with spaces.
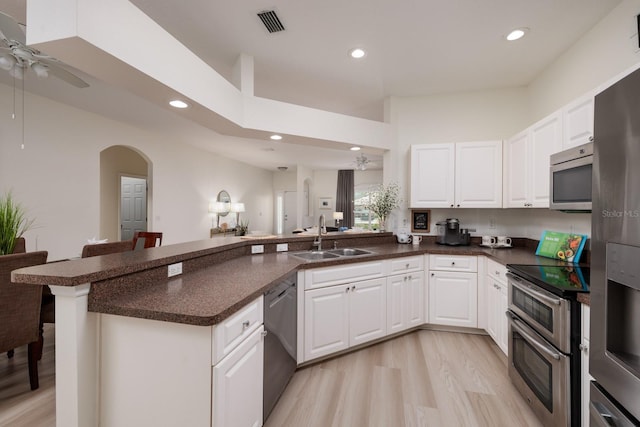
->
xmin=0 ymin=54 xmax=16 ymax=71
xmin=31 ymin=62 xmax=49 ymax=78
xmin=9 ymin=65 xmax=23 ymax=79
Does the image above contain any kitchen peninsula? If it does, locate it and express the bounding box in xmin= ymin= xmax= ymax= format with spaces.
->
xmin=12 ymin=232 xmax=574 ymax=427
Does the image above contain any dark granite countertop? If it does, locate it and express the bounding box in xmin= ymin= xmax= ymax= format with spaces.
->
xmin=12 ymin=234 xmax=583 ymax=326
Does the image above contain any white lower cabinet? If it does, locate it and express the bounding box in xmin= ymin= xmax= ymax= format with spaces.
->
xmin=428 ymin=255 xmax=478 ymax=328
xmin=304 ymin=277 xmax=386 ymax=361
xmin=349 ymin=278 xmax=388 ymax=346
xmin=213 ymin=326 xmax=264 ymax=427
xmin=486 ymin=276 xmax=508 ymax=355
xmin=486 ymin=258 xmax=509 ymax=355
xmin=387 ymin=271 xmax=425 ymax=334
xmin=429 ymin=270 xmax=478 ymax=328
xmin=98 ymin=297 xmax=265 ymax=427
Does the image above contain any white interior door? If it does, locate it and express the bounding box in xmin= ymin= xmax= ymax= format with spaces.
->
xmin=121 ymin=176 xmax=147 ymax=240
xmin=283 ymin=191 xmax=297 ymax=234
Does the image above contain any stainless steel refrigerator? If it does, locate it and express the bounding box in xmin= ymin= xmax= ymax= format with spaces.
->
xmin=590 ymin=66 xmax=640 ymax=426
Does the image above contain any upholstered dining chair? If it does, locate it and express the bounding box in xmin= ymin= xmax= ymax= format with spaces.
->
xmin=81 ymin=240 xmax=133 ymax=258
xmin=131 ymin=231 xmax=163 ymax=250
xmin=0 ymin=251 xmax=48 ymax=390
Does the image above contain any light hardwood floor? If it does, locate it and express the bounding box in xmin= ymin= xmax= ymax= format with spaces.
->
xmin=0 ymin=327 xmax=541 ymax=427
xmin=265 ymin=330 xmax=543 ymax=427
xmin=0 ymin=324 xmax=56 ymax=427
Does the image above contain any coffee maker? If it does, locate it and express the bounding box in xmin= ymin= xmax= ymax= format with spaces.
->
xmin=436 ymin=218 xmax=471 ymax=246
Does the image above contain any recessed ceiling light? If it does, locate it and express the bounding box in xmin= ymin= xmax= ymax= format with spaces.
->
xmin=350 ymin=146 xmax=361 ymax=151
xmin=169 ymin=100 xmax=189 ymax=108
xmin=506 ymin=28 xmax=529 ymax=41
xmin=349 ymin=48 xmax=366 ymax=59
xmin=270 ymin=134 xmax=283 ymax=141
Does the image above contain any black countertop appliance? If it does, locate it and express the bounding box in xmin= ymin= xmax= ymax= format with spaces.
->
xmin=436 ymin=218 xmax=470 ymax=246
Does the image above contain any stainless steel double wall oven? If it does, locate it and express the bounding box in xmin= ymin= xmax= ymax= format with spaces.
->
xmin=506 ymin=264 xmax=588 ymax=426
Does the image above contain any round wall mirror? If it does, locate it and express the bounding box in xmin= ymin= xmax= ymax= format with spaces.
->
xmin=217 ymin=190 xmax=231 ymax=216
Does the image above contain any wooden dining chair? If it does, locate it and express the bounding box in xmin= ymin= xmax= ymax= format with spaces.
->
xmin=0 ymin=251 xmax=49 ymax=390
xmin=132 ymin=232 xmax=163 ymax=250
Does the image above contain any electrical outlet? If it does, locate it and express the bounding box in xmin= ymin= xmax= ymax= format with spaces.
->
xmin=276 ymin=243 xmax=288 ymax=252
xmin=488 ymin=218 xmax=497 ymax=229
xmin=251 ymin=245 xmax=264 ymax=254
xmin=168 ymin=262 xmax=182 ymax=277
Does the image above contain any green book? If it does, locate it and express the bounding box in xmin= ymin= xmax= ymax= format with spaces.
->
xmin=535 ymin=231 xmax=587 ymax=263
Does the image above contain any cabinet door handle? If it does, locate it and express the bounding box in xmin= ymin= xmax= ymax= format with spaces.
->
xmin=242 ymin=320 xmax=250 ymax=330
xmin=351 ymin=286 xmax=356 ymax=291
xmin=431 ymin=273 xmax=435 ymax=277
xmin=450 ymin=204 xmax=454 ymax=208
xmin=451 ymin=262 xmax=456 ymax=266
xmin=408 ymin=275 xmax=412 ymax=280
xmin=579 ymin=343 xmax=589 ymax=352
xmin=403 ymin=276 xmax=407 ymax=282
xmin=495 ymin=270 xmax=500 ymax=275
xmin=456 ymin=204 xmax=460 ymax=208
xmin=346 ymin=287 xmax=350 ymax=293
xmin=406 ymin=263 xmax=410 ymax=269
xmin=261 ymin=330 xmax=268 ymax=337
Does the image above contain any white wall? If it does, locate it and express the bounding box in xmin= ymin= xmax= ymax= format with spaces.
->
xmin=529 ymin=0 xmax=640 ymax=121
xmin=386 ymin=87 xmax=530 ymax=233
xmin=0 ymin=83 xmax=274 ymax=260
xmin=384 ymin=1 xmax=640 ymax=239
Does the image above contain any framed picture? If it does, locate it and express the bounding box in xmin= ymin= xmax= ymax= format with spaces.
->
xmin=318 ymin=197 xmax=333 ymax=210
xmin=411 ymin=209 xmax=431 ymax=233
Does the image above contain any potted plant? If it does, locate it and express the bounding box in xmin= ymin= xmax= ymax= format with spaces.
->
xmin=235 ymin=220 xmax=249 ymax=236
xmin=0 ymin=192 xmax=34 ymax=255
xmin=364 ymin=183 xmax=402 ymax=232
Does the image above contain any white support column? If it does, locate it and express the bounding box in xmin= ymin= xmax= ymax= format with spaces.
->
xmin=232 ymin=53 xmax=254 ymax=96
xmin=50 ymin=284 xmax=98 ymax=427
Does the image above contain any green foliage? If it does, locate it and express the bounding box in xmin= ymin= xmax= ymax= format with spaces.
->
xmin=236 ymin=219 xmax=249 ymax=235
xmin=363 ymin=183 xmax=402 ymax=224
xmin=0 ymin=192 xmax=34 ymax=255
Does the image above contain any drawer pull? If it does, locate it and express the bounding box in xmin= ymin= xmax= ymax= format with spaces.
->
xmin=406 ymin=263 xmax=410 ymax=269
xmin=242 ymin=320 xmax=250 ymax=330
xmin=451 ymin=262 xmax=456 ymax=266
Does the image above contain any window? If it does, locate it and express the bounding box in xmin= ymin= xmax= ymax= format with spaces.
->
xmin=353 ymin=184 xmax=379 ymax=230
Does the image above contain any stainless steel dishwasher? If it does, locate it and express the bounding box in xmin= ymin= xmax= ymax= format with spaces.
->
xmin=263 ymin=272 xmax=297 ymax=422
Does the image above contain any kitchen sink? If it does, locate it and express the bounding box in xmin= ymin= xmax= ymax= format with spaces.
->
xmin=289 ymin=251 xmax=341 ymax=261
xmin=290 ymin=248 xmax=374 ymax=261
xmin=326 ymin=248 xmax=373 ymax=257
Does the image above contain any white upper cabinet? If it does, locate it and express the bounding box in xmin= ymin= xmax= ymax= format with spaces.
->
xmin=410 ymin=141 xmax=502 ymax=208
xmin=410 ymin=143 xmax=455 ymax=208
xmin=455 ymin=141 xmax=503 ymax=208
xmin=562 ymin=92 xmax=594 ymax=149
xmin=504 ymin=111 xmax=562 ymax=208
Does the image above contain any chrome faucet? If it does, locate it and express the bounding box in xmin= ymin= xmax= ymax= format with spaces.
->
xmin=313 ymin=214 xmax=325 ymax=251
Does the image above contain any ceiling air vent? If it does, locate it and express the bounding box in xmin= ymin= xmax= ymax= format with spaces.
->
xmin=257 ymin=10 xmax=285 ymax=33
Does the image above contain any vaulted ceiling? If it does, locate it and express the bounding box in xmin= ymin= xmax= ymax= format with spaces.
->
xmin=0 ymin=0 xmax=622 ymax=170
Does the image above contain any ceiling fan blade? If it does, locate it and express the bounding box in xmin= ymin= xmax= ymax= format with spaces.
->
xmin=43 ymin=63 xmax=90 ymax=88
xmin=0 ymin=12 xmax=26 ymax=45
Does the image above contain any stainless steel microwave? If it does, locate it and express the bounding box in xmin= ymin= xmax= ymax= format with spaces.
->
xmin=549 ymin=141 xmax=593 ymax=211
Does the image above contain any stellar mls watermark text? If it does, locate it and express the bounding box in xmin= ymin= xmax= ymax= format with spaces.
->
xmin=602 ymin=209 xmax=640 ymax=218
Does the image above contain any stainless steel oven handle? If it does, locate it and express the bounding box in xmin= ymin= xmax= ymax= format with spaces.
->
xmin=506 ymin=311 xmax=562 ymax=360
xmin=589 ymin=401 xmax=626 ymax=427
xmin=507 ymin=273 xmax=562 ymax=306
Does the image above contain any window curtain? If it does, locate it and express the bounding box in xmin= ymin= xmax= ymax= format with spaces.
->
xmin=336 ymin=170 xmax=354 ymax=228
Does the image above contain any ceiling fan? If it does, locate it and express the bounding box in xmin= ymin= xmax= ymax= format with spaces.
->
xmin=0 ymin=11 xmax=89 ymax=88
xmin=353 ymin=153 xmax=375 ymax=171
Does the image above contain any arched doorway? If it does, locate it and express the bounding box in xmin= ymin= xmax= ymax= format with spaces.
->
xmin=99 ymin=146 xmax=151 ymax=241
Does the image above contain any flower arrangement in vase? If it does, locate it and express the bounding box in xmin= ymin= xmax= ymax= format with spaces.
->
xmin=235 ymin=220 xmax=249 ymax=236
xmin=364 ymin=183 xmax=402 ymax=232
